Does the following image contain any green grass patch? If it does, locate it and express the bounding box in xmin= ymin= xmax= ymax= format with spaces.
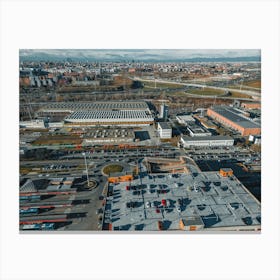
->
xmin=103 ymin=164 xmax=123 ymax=175
xmin=187 ymin=88 xmax=225 ymax=96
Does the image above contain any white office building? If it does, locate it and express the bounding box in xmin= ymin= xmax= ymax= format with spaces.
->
xmin=180 ymin=135 xmax=234 ymax=148
xmin=157 ymin=122 xmax=172 ymax=139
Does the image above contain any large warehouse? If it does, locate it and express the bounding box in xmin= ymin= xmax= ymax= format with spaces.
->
xmin=207 ymin=106 xmax=261 ymax=136
xmin=64 ymin=110 xmax=153 ymax=126
xmin=37 ymin=101 xmax=154 ymax=127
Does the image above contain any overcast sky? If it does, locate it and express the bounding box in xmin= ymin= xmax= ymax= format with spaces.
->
xmin=19 ymin=49 xmax=260 ymax=61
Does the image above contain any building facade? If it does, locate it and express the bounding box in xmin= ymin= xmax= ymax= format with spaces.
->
xmin=157 ymin=122 xmax=172 ymax=139
xmin=180 ymin=135 xmax=234 ymax=148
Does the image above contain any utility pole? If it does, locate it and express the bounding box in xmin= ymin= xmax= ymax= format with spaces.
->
xmin=82 ymin=152 xmax=90 ymax=187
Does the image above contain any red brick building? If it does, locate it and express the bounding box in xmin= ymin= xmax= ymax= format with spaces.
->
xmin=207 ymin=106 xmax=261 ymax=136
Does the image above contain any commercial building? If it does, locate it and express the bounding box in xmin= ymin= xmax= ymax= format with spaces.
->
xmin=157 ymin=122 xmax=172 ymax=139
xmin=207 ymin=106 xmax=261 ymax=136
xmin=159 ymin=104 xmax=169 ymax=120
xmin=103 ymin=159 xmax=261 ymax=231
xmin=180 ymin=135 xmax=234 ymax=148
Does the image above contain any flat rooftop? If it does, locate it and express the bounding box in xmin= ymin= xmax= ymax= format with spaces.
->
xmin=176 ymin=115 xmax=196 ymax=122
xmin=104 ymin=160 xmax=261 ymax=231
xmin=84 ymin=128 xmax=134 ymax=139
xmin=64 ymin=110 xmax=153 ymax=123
xmin=40 ymin=101 xmax=150 ymax=112
xmin=158 ymin=122 xmax=171 ymax=130
xmin=209 ymin=106 xmax=260 ymax=129
xmin=181 ymin=135 xmax=233 ymax=142
xmin=187 ymin=122 xmax=211 ymax=135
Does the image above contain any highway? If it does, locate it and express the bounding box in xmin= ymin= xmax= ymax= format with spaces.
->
xmin=134 ymin=77 xmax=261 ymax=98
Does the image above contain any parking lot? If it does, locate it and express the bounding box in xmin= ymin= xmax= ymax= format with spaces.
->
xmin=103 ymin=161 xmax=261 ymax=231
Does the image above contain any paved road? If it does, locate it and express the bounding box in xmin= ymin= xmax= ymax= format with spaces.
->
xmin=134 ymin=77 xmax=261 ymax=98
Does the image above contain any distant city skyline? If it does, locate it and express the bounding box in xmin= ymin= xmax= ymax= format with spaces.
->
xmin=19 ymin=49 xmax=261 ymax=62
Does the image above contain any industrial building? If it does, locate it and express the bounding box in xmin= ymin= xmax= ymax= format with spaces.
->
xmin=241 ymin=102 xmax=261 ymax=110
xmin=207 ymin=106 xmax=261 ymax=136
xmin=176 ymin=114 xmax=212 ymax=137
xmin=19 ymin=119 xmax=45 ymax=129
xmin=64 ymin=110 xmax=153 ymax=127
xmin=157 ymin=122 xmax=172 ymax=139
xmin=37 ymin=101 xmax=154 ymax=127
xmin=176 ymin=115 xmax=196 ymax=124
xmin=249 ymin=134 xmax=261 ymax=145
xmin=83 ymin=128 xmax=135 ymax=144
xmin=103 ymin=159 xmax=261 ymax=231
xmin=186 ymin=122 xmax=212 ymax=137
xmin=180 ymin=135 xmax=234 ymax=148
xmin=194 ymin=116 xmax=217 ymax=130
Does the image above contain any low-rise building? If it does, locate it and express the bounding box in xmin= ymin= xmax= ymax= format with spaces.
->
xmin=179 ymin=217 xmax=205 ymax=231
xmin=19 ymin=120 xmax=45 ymax=129
xmin=186 ymin=122 xmax=212 ymax=137
xmin=157 ymin=122 xmax=172 ymax=139
xmin=180 ymin=135 xmax=234 ymax=148
xmin=207 ymin=106 xmax=261 ymax=136
xmin=176 ymin=115 xmax=196 ymax=124
xmin=241 ymin=102 xmax=261 ymax=110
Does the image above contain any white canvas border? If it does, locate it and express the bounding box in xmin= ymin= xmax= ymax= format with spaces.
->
xmin=1 ymin=0 xmax=280 ymax=280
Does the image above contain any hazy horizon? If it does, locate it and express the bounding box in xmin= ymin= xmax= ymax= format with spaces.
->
xmin=19 ymin=49 xmax=261 ymax=62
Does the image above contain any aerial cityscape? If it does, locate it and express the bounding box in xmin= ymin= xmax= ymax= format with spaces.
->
xmin=19 ymin=49 xmax=261 ymax=232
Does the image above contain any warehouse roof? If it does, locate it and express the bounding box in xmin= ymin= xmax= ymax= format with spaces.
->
xmin=65 ymin=110 xmax=153 ymax=122
xmin=210 ymin=106 xmax=260 ymax=129
xmin=181 ymin=135 xmax=233 ymax=142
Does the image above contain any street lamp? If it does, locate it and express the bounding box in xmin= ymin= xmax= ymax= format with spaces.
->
xmin=82 ymin=152 xmax=90 ymax=187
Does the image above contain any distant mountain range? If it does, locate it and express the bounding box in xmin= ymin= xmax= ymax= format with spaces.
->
xmin=19 ymin=49 xmax=261 ymax=63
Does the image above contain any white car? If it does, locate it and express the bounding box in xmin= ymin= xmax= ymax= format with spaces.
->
xmin=176 ymin=206 xmax=181 ymax=212
xmin=145 ymin=201 xmax=150 ymax=208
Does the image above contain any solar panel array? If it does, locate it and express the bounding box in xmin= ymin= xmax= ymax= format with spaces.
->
xmin=65 ymin=110 xmax=153 ymax=122
xmin=212 ymin=106 xmax=260 ymax=128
